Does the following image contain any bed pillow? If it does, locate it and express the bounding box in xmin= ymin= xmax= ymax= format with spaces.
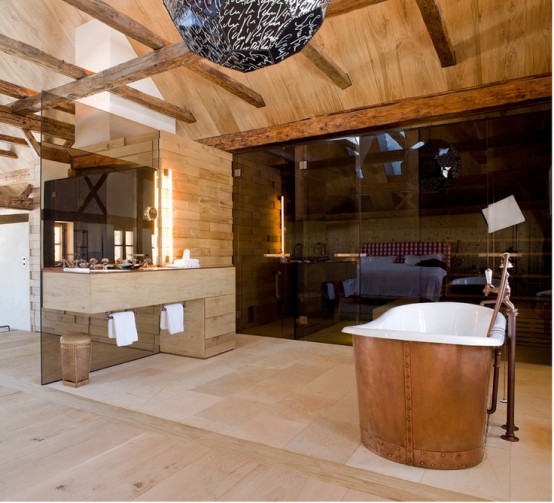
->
xmin=404 ymin=253 xmax=445 ymax=265
xmin=361 ymin=255 xmax=397 ymax=265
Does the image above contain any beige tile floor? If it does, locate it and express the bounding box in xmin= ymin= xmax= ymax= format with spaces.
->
xmin=45 ymin=333 xmax=552 ymax=501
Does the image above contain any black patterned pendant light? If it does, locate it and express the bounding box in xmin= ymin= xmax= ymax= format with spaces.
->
xmin=163 ymin=0 xmax=330 ymax=72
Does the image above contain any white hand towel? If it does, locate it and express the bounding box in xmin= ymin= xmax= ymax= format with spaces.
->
xmin=108 ymin=311 xmax=138 ymax=347
xmin=325 ymin=281 xmax=336 ymax=300
xmin=160 ymin=303 xmax=184 ymax=334
xmin=342 ymin=278 xmax=358 ymax=297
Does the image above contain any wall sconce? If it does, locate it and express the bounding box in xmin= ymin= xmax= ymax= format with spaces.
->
xmin=158 ymin=167 xmax=173 ymax=265
xmin=264 ymin=195 xmax=289 ymax=259
xmin=163 ymin=0 xmax=330 ymax=72
xmin=280 ymin=195 xmax=285 ymax=255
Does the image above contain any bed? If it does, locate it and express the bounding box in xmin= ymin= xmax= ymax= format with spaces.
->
xmin=357 ymin=242 xmax=450 ymax=302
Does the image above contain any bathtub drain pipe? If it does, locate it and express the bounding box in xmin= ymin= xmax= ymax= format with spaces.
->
xmin=487 ymin=347 xmax=502 ymax=415
xmin=501 ymin=305 xmax=519 ymax=441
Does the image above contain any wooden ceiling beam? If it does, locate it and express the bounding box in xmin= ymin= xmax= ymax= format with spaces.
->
xmin=61 ymin=0 xmax=266 ymax=108
xmin=110 ymin=86 xmax=195 ymax=123
xmin=0 ymin=149 xmax=17 ymax=159
xmin=0 ymin=35 xmax=195 ymax=122
xmin=22 ymin=129 xmax=41 ymax=157
xmin=301 ymin=41 xmax=352 ymax=90
xmin=0 ymin=104 xmax=75 ymax=141
xmin=0 ymin=169 xmax=28 ymax=185
xmin=198 ymin=74 xmax=552 ymax=152
xmin=10 ymin=40 xmax=196 ymax=115
xmin=0 ymin=79 xmax=40 ymax=100
xmin=415 ymin=0 xmax=456 ymax=67
xmin=327 ymin=0 xmax=387 ymax=18
xmin=184 ymin=60 xmax=266 ymax=108
xmin=40 ymin=142 xmax=140 ymax=170
xmin=0 ymin=34 xmax=91 ymax=79
xmin=61 ymin=0 xmax=170 ymax=49
xmin=0 ymin=133 xmax=28 ymax=146
xmin=0 ymin=79 xmax=75 ymax=114
xmin=0 ymin=78 xmax=74 ymax=141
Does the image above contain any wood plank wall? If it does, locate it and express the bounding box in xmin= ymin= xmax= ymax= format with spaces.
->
xmin=160 ymin=131 xmax=233 ymax=267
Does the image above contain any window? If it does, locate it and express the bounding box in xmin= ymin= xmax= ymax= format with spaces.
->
xmin=53 ymin=223 xmax=63 ymax=262
xmin=114 ymin=229 xmax=134 ymax=261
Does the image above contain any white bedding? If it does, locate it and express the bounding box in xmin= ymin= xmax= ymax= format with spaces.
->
xmin=359 ymin=261 xmax=447 ymax=302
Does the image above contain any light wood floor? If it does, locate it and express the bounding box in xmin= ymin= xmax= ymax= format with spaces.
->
xmin=0 ymin=330 xmax=551 ymax=501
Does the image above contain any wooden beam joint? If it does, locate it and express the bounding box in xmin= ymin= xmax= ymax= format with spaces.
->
xmin=0 ymin=183 xmax=34 ymax=210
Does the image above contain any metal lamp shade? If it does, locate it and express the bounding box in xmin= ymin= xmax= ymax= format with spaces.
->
xmin=163 ymin=0 xmax=330 ymax=72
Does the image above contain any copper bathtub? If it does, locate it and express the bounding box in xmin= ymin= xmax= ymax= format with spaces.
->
xmin=342 ymin=302 xmax=506 ymax=470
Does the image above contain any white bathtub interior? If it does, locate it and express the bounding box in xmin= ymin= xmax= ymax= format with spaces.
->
xmin=342 ymin=302 xmax=506 ymax=347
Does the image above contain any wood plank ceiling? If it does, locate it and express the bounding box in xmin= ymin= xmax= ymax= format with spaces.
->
xmin=0 ymin=0 xmax=551 ymax=208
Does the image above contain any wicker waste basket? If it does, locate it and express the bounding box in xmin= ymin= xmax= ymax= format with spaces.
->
xmin=60 ymin=334 xmax=92 ymax=387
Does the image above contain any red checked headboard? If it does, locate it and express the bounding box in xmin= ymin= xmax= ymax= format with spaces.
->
xmin=360 ymin=242 xmax=451 ymax=269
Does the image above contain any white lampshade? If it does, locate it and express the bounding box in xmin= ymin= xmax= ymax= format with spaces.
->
xmin=482 ymin=195 xmax=526 ymax=233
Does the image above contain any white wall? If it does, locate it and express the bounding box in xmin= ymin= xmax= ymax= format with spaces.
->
xmin=0 ymin=221 xmax=30 ymax=330
xmin=0 ymin=157 xmax=40 ymax=332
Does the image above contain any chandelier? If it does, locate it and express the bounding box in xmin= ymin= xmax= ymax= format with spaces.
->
xmin=163 ymin=0 xmax=330 ymax=72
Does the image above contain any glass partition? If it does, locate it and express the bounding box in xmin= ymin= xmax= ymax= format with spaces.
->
xmin=40 ymin=94 xmax=161 ymax=384
xmin=233 ymin=103 xmax=552 ymax=363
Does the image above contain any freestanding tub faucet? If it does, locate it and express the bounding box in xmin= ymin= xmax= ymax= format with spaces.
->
xmin=481 ymin=252 xmax=519 ymax=442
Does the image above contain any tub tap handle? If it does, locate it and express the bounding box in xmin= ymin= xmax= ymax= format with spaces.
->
xmin=485 ymin=268 xmax=493 ymax=285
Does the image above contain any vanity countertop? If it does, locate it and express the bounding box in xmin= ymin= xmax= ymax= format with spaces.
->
xmin=42 ymin=266 xmax=235 ymax=314
xmin=43 ymin=265 xmax=232 ymax=273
